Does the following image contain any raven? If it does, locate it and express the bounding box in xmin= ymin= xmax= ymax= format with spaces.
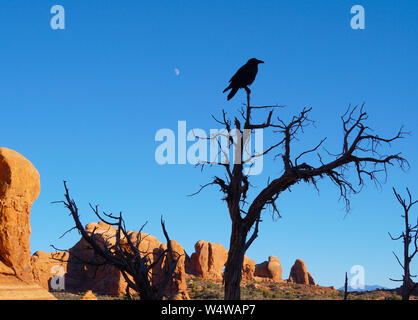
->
xmin=223 ymin=58 xmax=264 ymax=100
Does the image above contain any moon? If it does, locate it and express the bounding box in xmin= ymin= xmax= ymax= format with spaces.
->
xmin=174 ymin=68 xmax=180 ymax=76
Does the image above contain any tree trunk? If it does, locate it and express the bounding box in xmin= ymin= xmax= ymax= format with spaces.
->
xmin=344 ymin=272 xmax=349 ymax=300
xmin=401 ymin=265 xmax=412 ymax=301
xmin=402 ymin=211 xmax=410 ymax=300
xmin=402 ymin=261 xmax=410 ymax=300
xmin=224 ymin=221 xmax=248 ymax=300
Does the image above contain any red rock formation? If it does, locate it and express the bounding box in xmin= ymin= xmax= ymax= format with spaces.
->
xmin=63 ymin=222 xmax=146 ymax=296
xmin=308 ymin=272 xmax=315 ymax=285
xmin=242 ymin=256 xmax=256 ymax=281
xmin=254 ymin=256 xmax=283 ymax=282
xmin=190 ymin=240 xmax=228 ymax=281
xmin=31 ymin=251 xmax=68 ymax=290
xmin=189 ymin=240 xmax=256 ymax=281
xmin=154 ymin=240 xmax=190 ymax=300
xmin=80 ymin=290 xmax=98 ymax=300
xmin=0 ymin=148 xmax=40 ymax=281
xmin=288 ymin=259 xmax=315 ymax=285
xmin=0 ymin=276 xmax=57 ymax=300
xmin=31 ymin=222 xmax=189 ymax=299
xmin=0 ymin=147 xmax=56 ymax=300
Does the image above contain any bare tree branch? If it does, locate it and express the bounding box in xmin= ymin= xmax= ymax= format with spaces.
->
xmin=197 ymin=94 xmax=407 ymax=300
xmin=53 ymin=181 xmax=180 ymax=300
xmin=389 ymin=187 xmax=418 ymax=300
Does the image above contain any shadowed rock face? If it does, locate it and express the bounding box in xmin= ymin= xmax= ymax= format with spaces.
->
xmin=0 ymin=146 xmax=318 ymax=300
xmin=80 ymin=290 xmax=97 ymax=300
xmin=31 ymin=222 xmax=190 ymax=299
xmin=0 ymin=276 xmax=56 ymax=300
xmin=0 ymin=147 xmax=40 ymax=281
xmin=0 ymin=147 xmax=55 ymax=300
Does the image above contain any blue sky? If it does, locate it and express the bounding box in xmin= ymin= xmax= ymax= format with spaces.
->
xmin=1 ymin=1 xmax=417 ymax=289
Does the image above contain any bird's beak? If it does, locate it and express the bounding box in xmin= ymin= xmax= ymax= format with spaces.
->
xmin=258 ymin=60 xmax=264 ymax=64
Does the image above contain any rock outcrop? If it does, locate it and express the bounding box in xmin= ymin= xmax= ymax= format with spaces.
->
xmin=31 ymin=222 xmax=189 ymax=299
xmin=0 ymin=147 xmax=321 ymax=300
xmin=307 ymin=272 xmax=315 ymax=285
xmin=254 ymin=256 xmax=283 ymax=282
xmin=155 ymin=240 xmax=189 ymax=300
xmin=188 ymin=240 xmax=256 ymax=281
xmin=288 ymin=259 xmax=315 ymax=285
xmin=0 ymin=276 xmax=57 ymax=300
xmin=0 ymin=148 xmax=40 ymax=281
xmin=31 ymin=250 xmax=68 ymax=291
xmin=63 ymin=222 xmax=140 ymax=296
xmin=31 ymin=231 xmax=317 ymax=297
xmin=80 ymin=290 xmax=98 ymax=300
xmin=0 ymin=147 xmax=56 ymax=300
xmin=242 ymin=256 xmax=256 ymax=281
xmin=190 ymin=240 xmax=228 ymax=281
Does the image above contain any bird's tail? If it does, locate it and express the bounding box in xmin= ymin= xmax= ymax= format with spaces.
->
xmin=227 ymin=87 xmax=238 ymax=101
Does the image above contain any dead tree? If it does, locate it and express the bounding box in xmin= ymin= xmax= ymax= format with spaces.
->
xmin=344 ymin=272 xmax=349 ymax=300
xmin=194 ymin=91 xmax=407 ymax=300
xmin=389 ymin=187 xmax=418 ymax=300
xmin=53 ymin=181 xmax=180 ymax=300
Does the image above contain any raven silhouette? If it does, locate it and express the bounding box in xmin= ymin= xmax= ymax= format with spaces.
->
xmin=223 ymin=58 xmax=264 ymax=100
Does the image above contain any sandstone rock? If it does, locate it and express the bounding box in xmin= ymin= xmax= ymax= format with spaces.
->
xmin=81 ymin=290 xmax=97 ymax=300
xmin=155 ymin=240 xmax=190 ymax=300
xmin=0 ymin=147 xmax=40 ymax=281
xmin=190 ymin=240 xmax=228 ymax=281
xmin=30 ymin=251 xmax=68 ymax=290
xmin=242 ymin=256 xmax=256 ymax=281
xmin=63 ymin=222 xmax=165 ymax=296
xmin=288 ymin=259 xmax=315 ymax=285
xmin=254 ymin=256 xmax=283 ymax=282
xmin=0 ymin=275 xmax=56 ymax=300
xmin=31 ymin=222 xmax=189 ymax=299
xmin=189 ymin=240 xmax=256 ymax=281
xmin=0 ymin=147 xmax=55 ymax=300
xmin=63 ymin=224 xmax=127 ymax=296
xmin=0 ymin=262 xmax=14 ymax=276
xmin=246 ymin=283 xmax=259 ymax=290
xmin=308 ymin=272 xmax=315 ymax=285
